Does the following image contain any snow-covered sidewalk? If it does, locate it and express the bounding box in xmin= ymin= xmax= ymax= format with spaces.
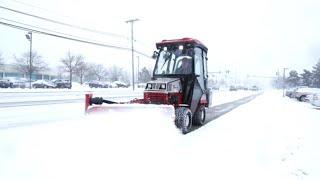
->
xmin=188 ymin=90 xmax=320 ymax=179
xmin=0 ymin=90 xmax=319 ymax=180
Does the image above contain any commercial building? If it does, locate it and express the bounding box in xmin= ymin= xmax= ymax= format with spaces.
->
xmin=0 ymin=64 xmax=56 ymax=80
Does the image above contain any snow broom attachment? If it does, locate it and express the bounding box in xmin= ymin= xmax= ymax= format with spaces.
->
xmin=85 ymin=93 xmax=176 ymax=121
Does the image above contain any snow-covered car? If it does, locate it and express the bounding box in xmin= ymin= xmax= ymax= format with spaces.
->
xmin=250 ymin=85 xmax=259 ymax=91
xmin=5 ymin=77 xmax=27 ymax=88
xmin=52 ymin=79 xmax=71 ymax=88
xmin=136 ymin=83 xmax=146 ymax=89
xmin=101 ymin=82 xmax=113 ymax=88
xmin=210 ymin=85 xmax=220 ymax=90
xmin=85 ymin=81 xmax=104 ymax=88
xmin=0 ymin=78 xmax=13 ymax=88
xmin=285 ymin=87 xmax=298 ymax=97
xmin=294 ymin=87 xmax=320 ymax=102
xmin=288 ymin=86 xmax=308 ymax=98
xmin=32 ymin=80 xmax=55 ymax=88
xmin=113 ymin=81 xmax=129 ymax=88
xmin=310 ymin=93 xmax=320 ymax=107
xmin=229 ymin=85 xmax=237 ymax=91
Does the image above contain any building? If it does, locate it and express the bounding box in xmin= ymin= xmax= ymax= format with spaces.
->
xmin=0 ymin=64 xmax=56 ymax=80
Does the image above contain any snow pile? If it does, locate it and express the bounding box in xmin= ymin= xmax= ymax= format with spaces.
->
xmin=0 ymin=105 xmax=183 ymax=180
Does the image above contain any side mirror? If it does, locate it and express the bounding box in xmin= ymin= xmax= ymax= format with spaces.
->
xmin=152 ymin=51 xmax=159 ymax=59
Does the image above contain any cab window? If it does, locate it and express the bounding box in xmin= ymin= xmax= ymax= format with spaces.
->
xmin=194 ymin=47 xmax=203 ymax=76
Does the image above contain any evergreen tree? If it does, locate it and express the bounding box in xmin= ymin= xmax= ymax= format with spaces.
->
xmin=312 ymin=60 xmax=320 ymax=88
xmin=286 ymin=70 xmax=300 ymax=87
xmin=300 ymin=69 xmax=312 ymax=87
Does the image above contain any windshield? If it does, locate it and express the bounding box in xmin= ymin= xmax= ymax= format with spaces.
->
xmin=154 ymin=47 xmax=193 ymax=75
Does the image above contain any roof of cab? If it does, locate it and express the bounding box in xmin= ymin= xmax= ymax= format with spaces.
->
xmin=156 ymin=37 xmax=208 ymax=52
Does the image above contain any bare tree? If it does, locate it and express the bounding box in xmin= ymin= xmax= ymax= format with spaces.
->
xmin=61 ymin=52 xmax=83 ymax=88
xmin=138 ymin=67 xmax=152 ymax=83
xmin=0 ymin=52 xmax=4 ymax=78
xmin=14 ymin=51 xmax=48 ymax=82
xmin=88 ymin=63 xmax=107 ymax=81
xmin=75 ymin=60 xmax=89 ymax=84
xmin=0 ymin=52 xmax=4 ymax=66
xmin=108 ymin=65 xmax=124 ymax=82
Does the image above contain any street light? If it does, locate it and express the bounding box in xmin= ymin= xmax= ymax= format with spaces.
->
xmin=126 ymin=18 xmax=139 ymax=91
xmin=282 ymin=68 xmax=288 ymax=97
xmin=25 ymin=31 xmax=32 ymax=89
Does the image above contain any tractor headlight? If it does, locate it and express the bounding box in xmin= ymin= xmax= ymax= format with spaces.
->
xmin=167 ymin=80 xmax=181 ymax=92
xmin=159 ymin=83 xmax=166 ymax=90
xmin=146 ymin=83 xmax=153 ymax=90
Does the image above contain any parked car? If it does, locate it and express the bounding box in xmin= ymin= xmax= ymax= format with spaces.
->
xmin=85 ymin=81 xmax=104 ymax=88
xmin=293 ymin=87 xmax=320 ymax=102
xmin=288 ymin=86 xmax=308 ymax=98
xmin=229 ymin=85 xmax=237 ymax=91
xmin=101 ymin=82 xmax=113 ymax=88
xmin=210 ymin=85 xmax=220 ymax=90
xmin=250 ymin=85 xmax=259 ymax=91
xmin=113 ymin=81 xmax=129 ymax=88
xmin=32 ymin=80 xmax=55 ymax=88
xmin=136 ymin=83 xmax=147 ymax=89
xmin=310 ymin=93 xmax=320 ymax=107
xmin=5 ymin=77 xmax=26 ymax=88
xmin=0 ymin=78 xmax=13 ymax=88
xmin=52 ymin=79 xmax=71 ymax=88
xmin=285 ymin=88 xmax=297 ymax=97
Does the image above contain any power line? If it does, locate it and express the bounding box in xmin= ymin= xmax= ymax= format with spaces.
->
xmin=9 ymin=0 xmax=49 ymax=11
xmin=1 ymin=4 xmax=154 ymax=52
xmin=0 ymin=17 xmax=109 ymax=44
xmin=0 ymin=20 xmax=152 ymax=58
xmin=0 ymin=5 xmax=128 ymax=39
xmin=247 ymin=75 xmax=276 ymax=79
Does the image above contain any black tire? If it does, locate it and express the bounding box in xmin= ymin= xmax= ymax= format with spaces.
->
xmin=175 ymin=107 xmax=192 ymax=134
xmin=299 ymin=95 xmax=306 ymax=102
xmin=193 ymin=105 xmax=206 ymax=126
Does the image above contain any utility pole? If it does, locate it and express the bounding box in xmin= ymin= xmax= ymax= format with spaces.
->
xmin=126 ymin=18 xmax=139 ymax=91
xmin=276 ymin=69 xmax=280 ymax=88
xmin=25 ymin=31 xmax=32 ymax=89
xmin=282 ymin=68 xmax=288 ymax=97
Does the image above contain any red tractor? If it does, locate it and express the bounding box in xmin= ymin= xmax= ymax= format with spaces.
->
xmin=86 ymin=38 xmax=211 ymax=134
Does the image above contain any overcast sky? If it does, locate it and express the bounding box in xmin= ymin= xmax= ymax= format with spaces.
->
xmin=1 ymin=0 xmax=320 ymax=80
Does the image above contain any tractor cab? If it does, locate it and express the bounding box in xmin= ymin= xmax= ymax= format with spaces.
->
xmin=153 ymin=38 xmax=208 ymax=77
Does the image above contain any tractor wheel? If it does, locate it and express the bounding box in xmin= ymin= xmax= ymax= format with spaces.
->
xmin=175 ymin=107 xmax=192 ymax=134
xmin=193 ymin=105 xmax=206 ymax=126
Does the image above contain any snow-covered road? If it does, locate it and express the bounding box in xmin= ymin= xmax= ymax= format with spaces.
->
xmin=0 ymin=90 xmax=319 ymax=180
xmin=0 ymin=89 xmax=257 ymax=129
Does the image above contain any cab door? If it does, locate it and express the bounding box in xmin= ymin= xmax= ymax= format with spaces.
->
xmin=194 ymin=47 xmax=205 ymax=90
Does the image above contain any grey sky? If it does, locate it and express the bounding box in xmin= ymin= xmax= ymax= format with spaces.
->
xmin=1 ymin=0 xmax=320 ymax=79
